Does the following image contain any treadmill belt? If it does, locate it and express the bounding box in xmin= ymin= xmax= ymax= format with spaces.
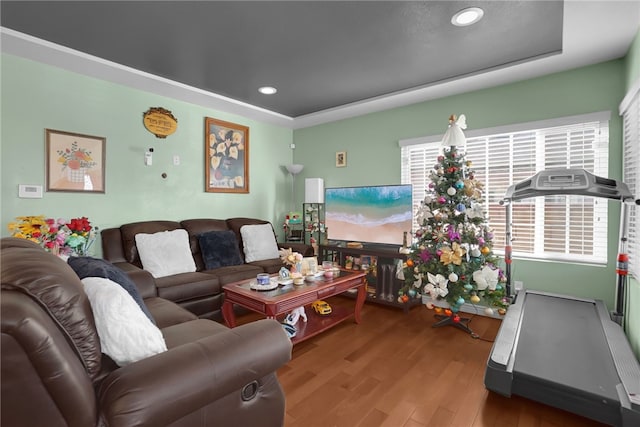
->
xmin=513 ymin=293 xmax=620 ymax=402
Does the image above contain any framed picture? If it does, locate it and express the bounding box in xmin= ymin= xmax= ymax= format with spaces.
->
xmin=336 ymin=151 xmax=347 ymax=167
xmin=46 ymin=129 xmax=106 ymax=193
xmin=301 ymin=257 xmax=318 ymax=275
xmin=205 ymin=117 xmax=249 ymax=193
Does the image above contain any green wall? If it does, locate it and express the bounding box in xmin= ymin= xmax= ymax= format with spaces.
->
xmin=294 ymin=60 xmax=626 ymax=310
xmin=1 ymin=54 xmax=295 ymax=250
xmin=625 ymin=28 xmax=640 ymax=90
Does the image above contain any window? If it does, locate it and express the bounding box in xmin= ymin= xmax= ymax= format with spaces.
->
xmin=400 ymin=112 xmax=610 ymax=264
xmin=621 ymin=84 xmax=639 ymax=279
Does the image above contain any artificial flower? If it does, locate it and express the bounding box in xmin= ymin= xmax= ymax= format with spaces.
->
xmin=424 ymin=272 xmax=449 ymax=299
xmin=439 ymin=242 xmax=466 ymax=265
xmin=278 ymin=247 xmax=303 ymax=267
xmin=8 ymin=215 xmax=96 ymax=256
xmin=473 ymin=265 xmax=499 ymax=291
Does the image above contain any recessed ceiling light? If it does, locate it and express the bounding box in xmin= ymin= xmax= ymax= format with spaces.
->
xmin=258 ymin=86 xmax=277 ymax=95
xmin=451 ymin=7 xmax=484 ymax=27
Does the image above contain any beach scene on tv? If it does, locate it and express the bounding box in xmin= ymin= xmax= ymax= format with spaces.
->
xmin=325 ymin=185 xmax=413 ymax=246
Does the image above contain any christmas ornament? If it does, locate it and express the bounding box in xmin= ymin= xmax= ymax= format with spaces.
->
xmin=447 ymin=187 xmax=457 ymax=196
xmin=470 ymin=295 xmax=481 ymax=304
xmin=456 ymin=297 xmax=465 ymax=305
xmin=448 ymin=272 xmax=459 ymax=282
xmin=484 ymin=307 xmax=494 ymax=316
xmin=481 ymin=246 xmax=491 ymax=255
xmin=456 ymin=203 xmax=466 ymax=212
xmin=426 ymin=302 xmax=434 ymax=309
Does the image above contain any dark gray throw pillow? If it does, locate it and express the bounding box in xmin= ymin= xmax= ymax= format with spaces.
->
xmin=199 ymin=230 xmax=244 ymax=270
xmin=67 ymin=256 xmax=156 ymax=324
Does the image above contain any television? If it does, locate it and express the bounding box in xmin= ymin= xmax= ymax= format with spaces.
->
xmin=324 ymin=184 xmax=413 ymax=246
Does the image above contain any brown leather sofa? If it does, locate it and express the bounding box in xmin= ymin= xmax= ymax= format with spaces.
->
xmin=1 ymin=237 xmax=292 ymax=427
xmin=102 ymin=217 xmax=313 ymax=322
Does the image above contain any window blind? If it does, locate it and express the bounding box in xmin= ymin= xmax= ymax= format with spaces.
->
xmin=400 ymin=113 xmax=610 ymax=264
xmin=621 ymin=84 xmax=639 ymax=279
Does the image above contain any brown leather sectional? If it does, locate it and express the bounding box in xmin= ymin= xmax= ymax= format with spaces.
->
xmin=101 ymin=217 xmax=313 ymax=322
xmin=1 ymin=237 xmax=292 ymax=427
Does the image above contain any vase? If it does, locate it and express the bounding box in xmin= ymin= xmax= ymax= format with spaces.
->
xmin=67 ymin=167 xmax=87 ymax=183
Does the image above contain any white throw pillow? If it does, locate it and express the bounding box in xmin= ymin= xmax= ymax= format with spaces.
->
xmin=81 ymin=277 xmax=167 ymax=366
xmin=241 ymin=223 xmax=280 ymax=262
xmin=135 ymin=229 xmax=196 ymax=278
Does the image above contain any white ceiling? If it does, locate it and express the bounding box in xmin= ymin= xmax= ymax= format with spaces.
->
xmin=1 ymin=1 xmax=639 ymax=129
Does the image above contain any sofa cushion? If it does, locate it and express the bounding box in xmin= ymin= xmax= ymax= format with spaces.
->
xmin=1 ymin=239 xmax=103 ymax=380
xmin=143 ymin=297 xmax=198 ymax=329
xmin=240 ymin=224 xmax=280 ymax=262
xmin=81 ymin=277 xmax=167 ymax=366
xmin=135 ymin=229 xmax=197 ymax=278
xmin=119 ymin=221 xmax=182 ymax=265
xmin=155 ymin=271 xmax=221 ymax=303
xmin=180 ymin=219 xmax=230 ymax=270
xmin=198 ymin=230 xmax=244 ymax=270
xmin=67 ymin=256 xmax=155 ymax=324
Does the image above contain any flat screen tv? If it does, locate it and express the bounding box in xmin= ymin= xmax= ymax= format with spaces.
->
xmin=324 ymin=184 xmax=413 ymax=246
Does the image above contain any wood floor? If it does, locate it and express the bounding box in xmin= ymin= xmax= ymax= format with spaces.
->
xmin=240 ymin=296 xmax=607 ymax=427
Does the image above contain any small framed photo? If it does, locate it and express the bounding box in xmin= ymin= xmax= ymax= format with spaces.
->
xmin=301 ymin=257 xmax=318 ymax=275
xmin=336 ymin=151 xmax=347 ymax=167
xmin=205 ymin=117 xmax=249 ymax=193
xmin=46 ymin=129 xmax=106 ymax=193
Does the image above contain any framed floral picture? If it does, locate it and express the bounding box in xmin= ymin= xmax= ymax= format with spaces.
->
xmin=46 ymin=129 xmax=106 ymax=193
xmin=336 ymin=151 xmax=347 ymax=167
xmin=205 ymin=117 xmax=249 ymax=193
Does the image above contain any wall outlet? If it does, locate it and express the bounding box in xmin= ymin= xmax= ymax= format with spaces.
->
xmin=173 ymin=155 xmax=180 ymax=166
xmin=514 ymin=280 xmax=524 ymax=291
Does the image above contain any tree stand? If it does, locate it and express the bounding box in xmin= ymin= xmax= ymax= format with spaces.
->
xmin=433 ymin=313 xmax=479 ymax=338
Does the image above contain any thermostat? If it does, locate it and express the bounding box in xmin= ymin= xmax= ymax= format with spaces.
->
xmin=18 ymin=184 xmax=43 ymax=198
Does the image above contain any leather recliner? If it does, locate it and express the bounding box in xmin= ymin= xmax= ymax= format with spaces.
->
xmin=1 ymin=238 xmax=292 ymax=427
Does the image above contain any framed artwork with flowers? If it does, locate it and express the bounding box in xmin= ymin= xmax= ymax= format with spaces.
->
xmin=205 ymin=117 xmax=249 ymax=193
xmin=46 ymin=129 xmax=106 ymax=193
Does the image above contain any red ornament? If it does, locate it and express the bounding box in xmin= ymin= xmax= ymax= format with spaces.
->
xmin=401 ymin=295 xmax=409 ymax=303
xmin=453 ymin=315 xmax=461 ymax=323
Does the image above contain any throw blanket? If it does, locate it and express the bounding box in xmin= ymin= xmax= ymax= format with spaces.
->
xmin=67 ymin=256 xmax=155 ymax=324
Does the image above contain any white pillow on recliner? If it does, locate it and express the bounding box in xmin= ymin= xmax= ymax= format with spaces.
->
xmin=241 ymin=224 xmax=280 ymax=262
xmin=81 ymin=277 xmax=167 ymax=366
xmin=135 ymin=229 xmax=196 ymax=278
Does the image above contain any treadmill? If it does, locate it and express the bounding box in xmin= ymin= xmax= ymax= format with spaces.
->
xmin=484 ymin=169 xmax=640 ymax=426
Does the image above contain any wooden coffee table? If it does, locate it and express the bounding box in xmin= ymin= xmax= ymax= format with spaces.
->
xmin=222 ymin=269 xmax=367 ymax=344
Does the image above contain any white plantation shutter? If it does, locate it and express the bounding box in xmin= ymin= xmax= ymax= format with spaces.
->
xmin=400 ymin=112 xmax=610 ymax=264
xmin=621 ymin=83 xmax=640 ymax=279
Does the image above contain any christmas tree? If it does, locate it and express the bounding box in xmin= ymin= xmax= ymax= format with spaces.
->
xmin=400 ymin=115 xmax=508 ymax=331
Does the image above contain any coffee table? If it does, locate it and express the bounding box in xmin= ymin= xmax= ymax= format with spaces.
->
xmin=222 ymin=269 xmax=367 ymax=344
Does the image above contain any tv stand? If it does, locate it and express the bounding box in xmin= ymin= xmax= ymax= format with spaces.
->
xmin=320 ymin=244 xmax=421 ymax=313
